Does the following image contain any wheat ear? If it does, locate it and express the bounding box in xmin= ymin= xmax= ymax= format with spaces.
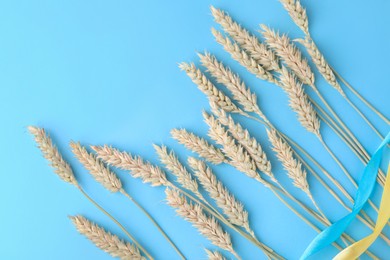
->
xmin=278 ymin=67 xmax=320 ymax=136
xmin=179 ymin=62 xmax=242 ymax=114
xmin=279 ymin=0 xmax=309 ymax=35
xmin=188 ymin=157 xmax=255 ymax=237
xmin=171 ymin=128 xmax=227 ymax=164
xmin=295 ymin=37 xmax=344 ymax=95
xmin=154 ymin=144 xmax=202 ymax=195
xmin=91 ymin=145 xmax=169 ymax=187
xmin=210 ymin=6 xmax=279 ymax=71
xmin=211 ymin=28 xmax=278 ymax=85
xmin=198 ymin=52 xmax=267 ymax=121
xmin=165 ymin=188 xmax=241 ymax=259
xmin=211 ymin=106 xmax=276 ymax=184
xmin=70 ymin=141 xmax=122 ymax=193
xmin=28 ymin=126 xmax=77 ymax=185
xmin=205 ymin=249 xmax=226 ymax=260
xmin=260 ymin=25 xmax=314 ymax=87
xmin=70 ymin=215 xmax=145 ymax=260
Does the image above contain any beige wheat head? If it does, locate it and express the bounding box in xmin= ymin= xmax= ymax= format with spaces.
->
xmin=165 ymin=188 xmax=238 ymax=258
xmin=91 ymin=145 xmax=168 ymax=187
xmin=211 ymin=28 xmax=278 ymax=85
xmin=70 ymin=215 xmax=145 ymax=260
xmin=295 ymin=37 xmax=345 ymax=96
xmin=28 ymin=126 xmax=77 ymax=186
xmin=205 ymin=249 xmax=227 ymax=260
xmin=154 ymin=144 xmax=200 ymax=194
xmin=188 ymin=157 xmax=254 ymax=236
xmin=279 ymin=67 xmax=320 ymax=136
xmin=198 ymin=52 xmax=268 ymax=121
xmin=179 ymin=62 xmax=242 ymax=114
xmin=279 ymin=0 xmax=310 ymax=36
xmin=70 ymin=142 xmax=122 ymax=193
xmin=211 ymin=106 xmax=275 ymax=183
xmin=266 ymin=129 xmax=310 ymax=194
xmin=260 ymin=25 xmax=314 ymax=87
xmin=210 ymin=6 xmax=280 ymax=71
xmin=203 ymin=111 xmax=266 ymax=185
xmin=171 ymin=128 xmax=227 ymax=164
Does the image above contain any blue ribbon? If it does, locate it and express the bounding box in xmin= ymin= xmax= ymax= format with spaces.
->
xmin=300 ymin=132 xmax=390 ymax=259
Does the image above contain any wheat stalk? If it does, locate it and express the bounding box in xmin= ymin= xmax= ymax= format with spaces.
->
xmin=278 ymin=67 xmax=321 ymax=136
xmin=171 ymin=128 xmax=227 ymax=164
xmin=70 ymin=141 xmax=122 ymax=193
xmin=70 ymin=215 xmax=145 ymax=260
xmin=179 ymin=62 xmax=242 ymax=114
xmin=211 ymin=28 xmax=278 ymax=85
xmin=91 ymin=145 xmax=169 ymax=187
xmin=279 ymin=0 xmax=309 ymax=35
xmin=28 ymin=126 xmax=77 ymax=185
xmin=295 ymin=37 xmax=345 ymax=96
xmin=154 ymin=144 xmax=203 ymax=196
xmin=210 ymin=6 xmax=279 ymax=71
xmin=198 ymin=52 xmax=268 ymax=122
xmin=205 ymin=249 xmax=226 ymax=260
xmin=211 ymin=105 xmax=276 ymax=184
xmin=188 ymin=157 xmax=255 ymax=237
xmin=165 ymin=188 xmax=241 ymax=259
xmin=260 ymin=25 xmax=314 ymax=87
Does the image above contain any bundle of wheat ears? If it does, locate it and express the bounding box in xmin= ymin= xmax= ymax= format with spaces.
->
xmin=29 ymin=1 xmax=389 ymax=259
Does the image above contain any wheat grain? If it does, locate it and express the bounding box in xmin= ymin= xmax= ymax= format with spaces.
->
xmin=28 ymin=126 xmax=77 ymax=185
xmin=202 ymin=111 xmax=267 ymax=185
xmin=179 ymin=62 xmax=242 ymax=114
xmin=210 ymin=6 xmax=279 ymax=71
xmin=70 ymin=142 xmax=122 ymax=193
xmin=266 ymin=129 xmax=310 ymax=194
xmin=295 ymin=37 xmax=345 ymax=96
xmin=188 ymin=157 xmax=254 ymax=236
xmin=260 ymin=25 xmax=314 ymax=86
xmin=211 ymin=28 xmax=278 ymax=85
xmin=198 ymin=52 xmax=267 ymax=121
xmin=205 ymin=249 xmax=226 ymax=260
xmin=91 ymin=145 xmax=169 ymax=187
xmin=171 ymin=128 xmax=227 ymax=164
xmin=278 ymin=67 xmax=320 ymax=136
xmin=154 ymin=144 xmax=200 ymax=194
xmin=279 ymin=0 xmax=310 ymax=35
xmin=210 ymin=106 xmax=275 ymax=183
xmin=70 ymin=215 xmax=145 ymax=260
xmin=165 ymin=188 xmax=239 ymax=258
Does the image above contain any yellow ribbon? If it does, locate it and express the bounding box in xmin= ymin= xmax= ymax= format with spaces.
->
xmin=334 ymin=163 xmax=390 ymax=260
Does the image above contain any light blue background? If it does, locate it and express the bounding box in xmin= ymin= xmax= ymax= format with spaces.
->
xmin=0 ymin=0 xmax=389 ymax=259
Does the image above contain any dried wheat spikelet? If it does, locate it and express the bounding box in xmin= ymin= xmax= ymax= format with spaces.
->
xmin=198 ymin=52 xmax=267 ymax=121
xmin=205 ymin=249 xmax=226 ymax=260
xmin=171 ymin=128 xmax=227 ymax=164
xmin=266 ymin=129 xmax=310 ymax=194
xmin=165 ymin=188 xmax=239 ymax=258
xmin=211 ymin=28 xmax=278 ymax=85
xmin=210 ymin=6 xmax=279 ymax=71
xmin=188 ymin=157 xmax=254 ymax=236
xmin=70 ymin=215 xmax=145 ymax=260
xmin=70 ymin=142 xmax=122 ymax=193
xmin=279 ymin=67 xmax=320 ymax=136
xmin=260 ymin=25 xmax=314 ymax=86
xmin=203 ymin=111 xmax=266 ymax=185
xmin=179 ymin=62 xmax=242 ymax=114
xmin=91 ymin=145 xmax=168 ymax=187
xmin=154 ymin=144 xmax=200 ymax=194
xmin=295 ymin=37 xmax=345 ymax=96
xmin=211 ymin=106 xmax=275 ymax=183
xmin=28 ymin=126 xmax=77 ymax=185
xmin=279 ymin=0 xmax=309 ymax=35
